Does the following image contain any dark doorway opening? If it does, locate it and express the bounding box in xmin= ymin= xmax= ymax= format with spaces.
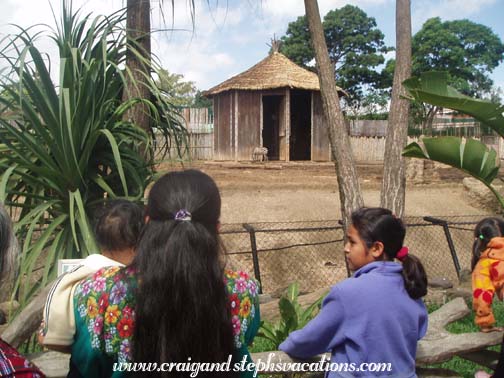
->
xmin=262 ymin=95 xmax=283 ymax=160
xmin=290 ymin=90 xmax=311 ymax=160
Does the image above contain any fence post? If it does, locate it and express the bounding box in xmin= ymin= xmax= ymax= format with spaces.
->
xmin=423 ymin=216 xmax=461 ymax=279
xmin=242 ymin=223 xmax=263 ymax=294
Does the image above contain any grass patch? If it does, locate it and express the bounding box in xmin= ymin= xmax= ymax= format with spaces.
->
xmin=424 ymin=299 xmax=503 ymax=378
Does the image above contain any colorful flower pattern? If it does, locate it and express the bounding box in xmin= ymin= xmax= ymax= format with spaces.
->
xmin=74 ymin=266 xmax=260 ymax=364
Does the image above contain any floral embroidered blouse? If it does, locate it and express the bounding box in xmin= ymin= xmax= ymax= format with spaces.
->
xmin=71 ymin=266 xmax=260 ymax=377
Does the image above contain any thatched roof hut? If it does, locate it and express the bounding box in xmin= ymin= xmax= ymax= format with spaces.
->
xmin=205 ymin=51 xmax=343 ymax=161
xmin=206 ymin=52 xmax=330 ymax=95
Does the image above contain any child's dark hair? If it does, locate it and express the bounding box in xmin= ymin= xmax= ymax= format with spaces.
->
xmin=132 ymin=170 xmax=236 ymax=377
xmin=351 ymin=207 xmax=428 ymax=299
xmin=94 ymin=199 xmax=143 ymax=252
xmin=472 ymin=217 xmax=504 ymax=271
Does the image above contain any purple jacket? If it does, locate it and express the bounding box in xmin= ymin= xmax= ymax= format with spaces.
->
xmin=279 ymin=261 xmax=428 ymax=377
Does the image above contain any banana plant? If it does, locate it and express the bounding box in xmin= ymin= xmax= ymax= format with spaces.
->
xmin=257 ymin=282 xmax=326 ymax=349
xmin=402 ymin=71 xmax=504 ymax=208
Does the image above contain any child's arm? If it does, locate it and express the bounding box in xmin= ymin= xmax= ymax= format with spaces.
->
xmin=279 ymin=289 xmax=344 ymax=359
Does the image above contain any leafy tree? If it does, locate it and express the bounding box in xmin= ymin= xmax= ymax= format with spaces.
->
xmin=193 ymin=90 xmax=212 ymax=108
xmin=413 ymin=17 xmax=504 ymax=96
xmin=157 ymin=69 xmax=198 ymax=108
xmin=411 ymin=17 xmax=504 ymax=133
xmin=280 ymin=5 xmax=392 ymax=111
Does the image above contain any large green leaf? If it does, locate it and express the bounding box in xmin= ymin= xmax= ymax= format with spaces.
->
xmin=403 ymin=137 xmax=504 ymax=208
xmin=403 ymin=137 xmax=500 ymax=185
xmin=403 ymin=72 xmax=504 ymax=137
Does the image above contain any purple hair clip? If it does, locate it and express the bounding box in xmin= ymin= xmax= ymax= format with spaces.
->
xmin=174 ymin=209 xmax=192 ymax=222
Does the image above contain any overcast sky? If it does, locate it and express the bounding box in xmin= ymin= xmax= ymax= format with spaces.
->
xmin=1 ymin=0 xmax=503 ymax=93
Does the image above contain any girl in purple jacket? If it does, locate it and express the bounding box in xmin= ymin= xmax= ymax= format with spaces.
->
xmin=280 ymin=207 xmax=428 ymax=377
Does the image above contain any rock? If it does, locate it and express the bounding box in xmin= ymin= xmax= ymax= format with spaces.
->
xmin=429 ymin=277 xmax=454 ymax=289
xmin=463 ymin=177 xmax=504 ymax=213
xmin=446 ymin=287 xmax=472 ymax=302
xmin=406 ymin=159 xmax=424 ymax=183
xmin=417 ymin=298 xmax=503 ymax=364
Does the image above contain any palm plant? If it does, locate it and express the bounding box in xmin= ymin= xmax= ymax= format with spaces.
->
xmin=402 ymin=71 xmax=504 ymax=208
xmin=0 ymin=1 xmax=186 ymax=304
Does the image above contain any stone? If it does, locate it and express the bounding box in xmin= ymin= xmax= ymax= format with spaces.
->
xmin=406 ymin=159 xmax=424 ymax=183
xmin=463 ymin=177 xmax=504 ymax=213
xmin=429 ymin=277 xmax=454 ymax=289
xmin=446 ymin=287 xmax=472 ymax=302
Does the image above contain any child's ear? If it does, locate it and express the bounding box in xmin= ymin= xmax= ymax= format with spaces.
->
xmin=370 ymin=241 xmax=385 ymax=259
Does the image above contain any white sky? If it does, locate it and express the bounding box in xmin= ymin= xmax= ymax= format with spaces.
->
xmin=1 ymin=0 xmax=503 ymax=92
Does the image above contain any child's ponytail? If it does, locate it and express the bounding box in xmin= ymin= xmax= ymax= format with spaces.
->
xmin=400 ymin=254 xmax=428 ymax=299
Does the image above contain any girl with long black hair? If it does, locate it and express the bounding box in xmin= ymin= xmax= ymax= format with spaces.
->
xmin=71 ymin=170 xmax=260 ymax=377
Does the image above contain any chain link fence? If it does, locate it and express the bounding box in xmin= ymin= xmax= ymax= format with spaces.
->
xmin=220 ymin=215 xmax=486 ymax=294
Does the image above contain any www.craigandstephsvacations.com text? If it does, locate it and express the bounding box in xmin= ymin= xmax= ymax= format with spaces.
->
xmin=113 ymin=354 xmax=393 ymax=377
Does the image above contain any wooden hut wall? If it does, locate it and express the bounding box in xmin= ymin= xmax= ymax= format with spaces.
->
xmin=214 ymin=91 xmax=235 ymax=160
xmin=237 ymin=91 xmax=261 ymax=160
xmin=311 ymin=92 xmax=331 ymax=161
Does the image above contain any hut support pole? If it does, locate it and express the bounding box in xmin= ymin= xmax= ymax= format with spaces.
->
xmin=285 ymin=89 xmax=290 ymax=162
xmin=260 ymin=94 xmax=263 ymax=148
xmin=234 ymin=91 xmax=239 ymax=161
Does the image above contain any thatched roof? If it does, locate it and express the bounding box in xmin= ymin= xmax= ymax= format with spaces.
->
xmin=204 ymin=52 xmax=345 ymax=96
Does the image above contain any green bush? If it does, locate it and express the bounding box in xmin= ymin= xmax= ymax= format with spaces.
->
xmin=255 ymin=282 xmax=326 ymax=350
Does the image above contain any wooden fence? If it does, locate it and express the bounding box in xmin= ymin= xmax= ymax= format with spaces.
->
xmin=154 ymin=111 xmax=503 ymax=162
xmin=154 ymin=108 xmax=214 ymax=161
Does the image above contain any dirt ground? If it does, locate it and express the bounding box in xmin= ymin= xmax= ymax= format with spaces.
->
xmin=158 ymin=161 xmax=489 ymax=224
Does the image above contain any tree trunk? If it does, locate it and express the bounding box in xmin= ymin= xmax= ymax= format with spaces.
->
xmin=0 ymin=203 xmax=18 ymax=302
xmin=124 ymin=0 xmax=152 ymax=157
xmin=304 ymin=0 xmax=364 ymax=227
xmin=380 ymin=0 xmax=411 ymax=217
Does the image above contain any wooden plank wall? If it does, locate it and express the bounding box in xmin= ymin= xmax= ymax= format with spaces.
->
xmin=237 ymin=91 xmax=261 ymax=160
xmin=311 ymin=92 xmax=331 ymax=161
xmin=214 ymin=92 xmax=234 ymax=160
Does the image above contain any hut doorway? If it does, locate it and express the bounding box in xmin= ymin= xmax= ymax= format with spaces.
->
xmin=262 ymin=95 xmax=283 ymax=160
xmin=289 ymin=90 xmax=311 ymax=160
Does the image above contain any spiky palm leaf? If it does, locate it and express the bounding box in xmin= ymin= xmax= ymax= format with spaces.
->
xmin=0 ymin=1 xmax=186 ymax=304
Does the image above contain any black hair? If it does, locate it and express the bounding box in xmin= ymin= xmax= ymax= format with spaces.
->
xmin=472 ymin=217 xmax=504 ymax=271
xmin=351 ymin=207 xmax=428 ymax=299
xmin=132 ymin=170 xmax=236 ymax=377
xmin=94 ymin=199 xmax=143 ymax=252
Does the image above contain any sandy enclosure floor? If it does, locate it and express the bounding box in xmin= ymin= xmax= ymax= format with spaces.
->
xmin=156 ymin=161 xmax=489 ymax=292
xmin=159 ymin=161 xmax=488 ymax=224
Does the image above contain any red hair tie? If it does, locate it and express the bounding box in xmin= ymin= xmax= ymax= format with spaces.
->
xmin=396 ymin=247 xmax=409 ymax=261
